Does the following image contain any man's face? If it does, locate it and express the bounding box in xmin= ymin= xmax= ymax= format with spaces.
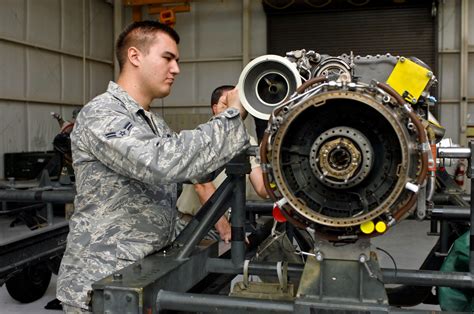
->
xmin=212 ymin=91 xmax=229 ymax=115
xmin=140 ymin=32 xmax=180 ymax=98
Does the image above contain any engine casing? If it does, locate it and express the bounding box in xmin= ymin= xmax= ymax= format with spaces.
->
xmin=238 ymin=50 xmax=438 ymax=240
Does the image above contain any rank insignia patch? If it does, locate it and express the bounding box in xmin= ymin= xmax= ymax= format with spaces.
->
xmin=105 ymin=122 xmax=133 ymax=139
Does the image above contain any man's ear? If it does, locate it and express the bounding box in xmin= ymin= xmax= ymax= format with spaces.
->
xmin=211 ymin=104 xmax=217 ymax=115
xmin=127 ymin=47 xmax=141 ymax=67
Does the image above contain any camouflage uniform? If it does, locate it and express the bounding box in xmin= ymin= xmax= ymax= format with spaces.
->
xmin=177 ymin=117 xmax=262 ymax=217
xmin=56 ymin=81 xmax=249 ymax=310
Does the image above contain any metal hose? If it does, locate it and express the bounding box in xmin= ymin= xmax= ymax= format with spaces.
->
xmin=376 ymin=82 xmax=429 ymax=222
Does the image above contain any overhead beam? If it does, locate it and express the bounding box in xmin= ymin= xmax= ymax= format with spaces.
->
xmin=123 ymin=0 xmax=188 ymax=6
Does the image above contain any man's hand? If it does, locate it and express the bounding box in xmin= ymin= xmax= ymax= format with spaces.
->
xmin=226 ymin=88 xmax=247 ymax=120
xmin=215 ymin=216 xmax=231 ymax=243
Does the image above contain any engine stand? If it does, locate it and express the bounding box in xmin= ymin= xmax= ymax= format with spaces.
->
xmin=295 ymin=238 xmax=389 ymax=313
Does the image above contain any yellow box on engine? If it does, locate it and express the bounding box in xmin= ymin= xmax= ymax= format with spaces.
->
xmin=386 ymin=57 xmax=432 ymax=104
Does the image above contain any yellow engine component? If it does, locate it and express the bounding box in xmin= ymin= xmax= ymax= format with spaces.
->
xmin=386 ymin=57 xmax=432 ymax=104
xmin=360 ymin=221 xmax=375 ymax=234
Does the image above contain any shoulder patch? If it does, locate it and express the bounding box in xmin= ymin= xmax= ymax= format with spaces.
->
xmin=105 ymin=122 xmax=133 ymax=139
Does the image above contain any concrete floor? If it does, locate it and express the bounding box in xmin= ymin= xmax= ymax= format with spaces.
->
xmin=0 ymin=219 xmax=444 ymax=313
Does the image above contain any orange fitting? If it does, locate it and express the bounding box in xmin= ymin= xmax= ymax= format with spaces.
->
xmin=428 ymin=143 xmax=437 ymax=172
xmin=159 ymin=9 xmax=176 ymax=26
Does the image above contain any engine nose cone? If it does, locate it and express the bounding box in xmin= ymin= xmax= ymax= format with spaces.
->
xmin=309 ymin=126 xmax=373 ymax=189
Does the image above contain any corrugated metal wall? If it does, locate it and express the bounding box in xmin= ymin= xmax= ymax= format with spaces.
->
xmin=0 ymin=0 xmax=472 ymax=179
xmin=266 ymin=4 xmax=436 ymax=71
xmin=262 ymin=0 xmax=438 ymax=142
xmin=438 ymin=0 xmax=474 ymax=146
xmin=262 ymin=0 xmax=474 ymax=146
xmin=123 ymin=0 xmax=267 ymax=132
xmin=0 ymin=0 xmax=114 ymax=179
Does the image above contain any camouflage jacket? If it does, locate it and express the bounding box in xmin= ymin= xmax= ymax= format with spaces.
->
xmin=56 ymin=81 xmax=249 ymax=309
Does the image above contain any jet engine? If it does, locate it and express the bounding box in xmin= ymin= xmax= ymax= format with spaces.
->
xmin=238 ymin=51 xmax=440 ymax=241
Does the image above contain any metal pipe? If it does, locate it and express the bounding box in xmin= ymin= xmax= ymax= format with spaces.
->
xmin=46 ymin=203 xmax=54 ymax=226
xmin=430 ymin=218 xmax=438 ymax=234
xmin=431 ymin=193 xmax=469 ymax=207
xmin=206 ymin=258 xmax=303 ymax=278
xmin=206 ymin=258 xmax=474 ymax=289
xmin=376 ymin=82 xmax=428 ymax=222
xmin=0 ymin=203 xmax=45 ymax=215
xmin=246 ymin=145 xmax=258 ymax=157
xmin=440 ymin=220 xmax=450 ymax=254
xmin=426 ymin=173 xmax=436 ymax=201
xmin=296 ymin=75 xmax=328 ymax=94
xmin=431 ymin=206 xmax=470 ymax=219
xmin=437 ymin=147 xmax=471 ymax=159
xmin=470 ymin=142 xmax=474 ymax=273
xmin=0 ymin=189 xmax=75 ymax=203
xmin=260 ymin=131 xmax=277 ymax=201
xmin=381 ymin=269 xmax=474 ymax=289
xmin=245 ymin=200 xmax=273 ymax=213
xmin=231 ymin=174 xmax=246 ymax=266
xmin=431 ymin=194 xmax=453 ymax=204
xmin=176 ymin=179 xmax=234 ymax=260
xmin=259 ymin=130 xmax=307 ymax=229
xmin=156 ymin=290 xmax=295 ymax=313
xmin=460 ymin=0 xmax=469 ymax=146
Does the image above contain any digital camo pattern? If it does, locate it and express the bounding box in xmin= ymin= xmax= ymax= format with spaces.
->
xmin=177 ymin=116 xmax=261 ymax=216
xmin=57 ymin=81 xmax=249 ymax=310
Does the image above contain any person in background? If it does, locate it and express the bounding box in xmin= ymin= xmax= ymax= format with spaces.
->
xmin=56 ymin=21 xmax=249 ymax=313
xmin=177 ymin=85 xmax=268 ymax=243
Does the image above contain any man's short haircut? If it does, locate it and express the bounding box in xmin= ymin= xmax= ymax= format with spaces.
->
xmin=116 ymin=20 xmax=180 ymax=71
xmin=210 ymin=85 xmax=235 ymax=107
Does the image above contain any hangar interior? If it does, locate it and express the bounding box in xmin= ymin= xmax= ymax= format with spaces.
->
xmin=0 ymin=0 xmax=473 ymax=313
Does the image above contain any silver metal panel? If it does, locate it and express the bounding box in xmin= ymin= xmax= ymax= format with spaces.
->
xmin=0 ymin=101 xmax=27 ymax=178
xmin=0 ymin=42 xmax=26 ymax=99
xmin=27 ymin=49 xmax=61 ymax=101
xmin=173 ymin=7 xmax=196 ymax=60
xmin=165 ymin=113 xmax=211 ymax=132
xmin=27 ymin=104 xmax=61 ymax=151
xmin=27 ymin=0 xmax=61 ymax=50
xmin=439 ymin=54 xmax=460 ymax=100
xmin=470 ymin=0 xmax=474 ymax=45
xmin=163 ymin=63 xmax=196 ymax=106
xmin=440 ymin=103 xmax=460 ymax=143
xmin=196 ymin=61 xmax=242 ymax=104
xmin=92 ymin=241 xmax=218 ymax=314
xmin=89 ymin=0 xmax=113 ymax=61
xmin=60 ymin=105 xmax=83 ymax=122
xmin=0 ymin=0 xmax=26 ymax=39
xmin=88 ymin=62 xmax=112 ymax=100
xmin=62 ymin=0 xmax=84 ymax=55
xmin=0 ymin=0 xmax=113 ymax=180
xmin=468 ymin=103 xmax=474 ymax=126
xmin=249 ymin=0 xmax=266 ymax=58
xmin=62 ymin=56 xmax=85 ymax=104
xmin=439 ymin=0 xmax=460 ymax=50
xmin=195 ymin=0 xmax=242 ymax=59
xmin=158 ymin=106 xmax=212 ymax=131
xmin=295 ymin=256 xmax=388 ymax=312
xmin=469 ymin=54 xmax=474 ymax=99
xmin=130 ymin=0 xmax=267 ymax=111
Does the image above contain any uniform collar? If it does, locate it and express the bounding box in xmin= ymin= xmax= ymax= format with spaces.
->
xmin=107 ymin=81 xmax=145 ymax=114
